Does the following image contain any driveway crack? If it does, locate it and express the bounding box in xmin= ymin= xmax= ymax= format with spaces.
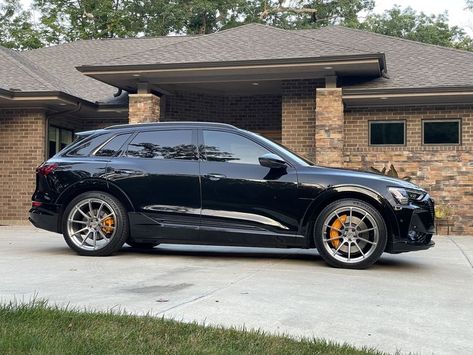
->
xmin=448 ymin=236 xmax=473 ymax=272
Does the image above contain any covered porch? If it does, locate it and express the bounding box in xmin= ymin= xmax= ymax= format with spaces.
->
xmin=78 ymin=55 xmax=385 ymax=166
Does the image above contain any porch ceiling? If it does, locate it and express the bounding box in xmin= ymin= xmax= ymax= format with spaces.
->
xmin=77 ymin=55 xmax=385 ymax=95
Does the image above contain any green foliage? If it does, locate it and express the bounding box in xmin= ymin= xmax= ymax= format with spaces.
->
xmin=356 ymin=6 xmax=473 ymax=51
xmin=2 ymin=1 xmax=473 ymax=52
xmin=0 ymin=301 xmax=384 ymax=355
xmin=0 ymin=0 xmax=43 ymax=49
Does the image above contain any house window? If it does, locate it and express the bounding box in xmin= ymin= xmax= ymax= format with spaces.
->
xmin=369 ymin=121 xmax=405 ymax=145
xmin=48 ymin=126 xmax=74 ymax=158
xmin=423 ymin=120 xmax=461 ymax=145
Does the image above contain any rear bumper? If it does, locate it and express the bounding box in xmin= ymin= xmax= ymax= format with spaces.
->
xmin=29 ymin=204 xmax=60 ymax=233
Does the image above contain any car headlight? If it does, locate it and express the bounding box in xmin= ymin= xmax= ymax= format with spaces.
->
xmin=389 ymin=187 xmax=426 ymax=205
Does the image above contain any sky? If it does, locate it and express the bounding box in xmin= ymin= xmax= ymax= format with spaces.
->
xmin=19 ymin=0 xmax=473 ymax=35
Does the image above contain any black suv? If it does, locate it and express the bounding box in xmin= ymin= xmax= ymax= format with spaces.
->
xmin=30 ymin=122 xmax=435 ymax=269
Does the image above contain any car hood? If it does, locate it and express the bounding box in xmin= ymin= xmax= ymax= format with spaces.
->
xmin=299 ymin=165 xmax=423 ymax=191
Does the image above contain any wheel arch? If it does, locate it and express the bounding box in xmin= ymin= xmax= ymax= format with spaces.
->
xmin=55 ymin=179 xmax=134 ymax=233
xmin=301 ymin=185 xmax=399 ymax=249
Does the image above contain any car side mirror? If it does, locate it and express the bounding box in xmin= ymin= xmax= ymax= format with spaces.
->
xmin=259 ymin=153 xmax=287 ymax=169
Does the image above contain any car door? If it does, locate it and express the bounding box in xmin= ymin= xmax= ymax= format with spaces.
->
xmin=103 ymin=128 xmax=201 ymax=241
xmin=198 ymin=128 xmax=301 ymax=247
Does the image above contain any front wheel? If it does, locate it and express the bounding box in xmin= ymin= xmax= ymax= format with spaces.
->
xmin=62 ymin=191 xmax=129 ymax=256
xmin=314 ymin=199 xmax=387 ymax=269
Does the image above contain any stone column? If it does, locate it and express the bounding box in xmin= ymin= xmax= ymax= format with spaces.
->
xmin=128 ymin=93 xmax=160 ymax=124
xmin=315 ymin=88 xmax=344 ymax=167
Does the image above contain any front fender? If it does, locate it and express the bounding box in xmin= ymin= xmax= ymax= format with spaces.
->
xmin=300 ymin=184 xmax=399 ymax=248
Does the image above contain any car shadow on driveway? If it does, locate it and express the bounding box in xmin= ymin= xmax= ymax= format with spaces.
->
xmin=32 ymin=243 xmax=429 ymax=271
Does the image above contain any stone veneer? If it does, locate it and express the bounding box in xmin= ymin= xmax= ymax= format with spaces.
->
xmin=344 ymin=106 xmax=473 ymax=234
xmin=129 ymin=93 xmax=161 ymax=124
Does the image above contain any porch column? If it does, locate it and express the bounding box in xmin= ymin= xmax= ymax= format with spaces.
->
xmin=315 ymin=87 xmax=344 ymax=167
xmin=128 ymin=82 xmax=161 ymax=124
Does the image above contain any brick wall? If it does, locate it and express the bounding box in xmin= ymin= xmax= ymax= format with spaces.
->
xmin=344 ymin=105 xmax=473 ymax=234
xmin=164 ymin=91 xmax=281 ymax=132
xmin=129 ymin=93 xmax=160 ymax=124
xmin=281 ymin=79 xmax=324 ymax=161
xmin=0 ymin=109 xmax=46 ymax=223
xmin=315 ymin=88 xmax=344 ymax=167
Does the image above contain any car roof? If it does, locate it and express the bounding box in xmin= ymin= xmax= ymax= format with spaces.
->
xmin=104 ymin=121 xmax=238 ymax=131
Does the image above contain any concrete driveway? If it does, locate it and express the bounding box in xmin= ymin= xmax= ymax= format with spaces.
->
xmin=1 ymin=226 xmax=472 ymax=355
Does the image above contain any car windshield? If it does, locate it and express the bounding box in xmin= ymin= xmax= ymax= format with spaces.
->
xmin=245 ymin=131 xmax=315 ymax=166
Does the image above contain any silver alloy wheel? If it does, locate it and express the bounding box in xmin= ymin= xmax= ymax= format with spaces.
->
xmin=321 ymin=206 xmax=379 ymax=264
xmin=66 ymin=198 xmax=117 ymax=251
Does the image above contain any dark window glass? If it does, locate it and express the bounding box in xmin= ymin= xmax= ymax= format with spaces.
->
xmin=67 ymin=134 xmax=109 ymax=157
xmin=95 ymin=134 xmax=131 ymax=157
xmin=370 ymin=121 xmax=405 ymax=145
xmin=48 ymin=126 xmax=74 ymax=158
xmin=423 ymin=120 xmax=460 ymax=144
xmin=202 ymin=130 xmax=270 ymax=164
xmin=126 ymin=130 xmax=196 ymax=160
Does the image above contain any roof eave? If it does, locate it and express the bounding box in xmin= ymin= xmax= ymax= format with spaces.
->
xmin=77 ymin=53 xmax=386 ymax=74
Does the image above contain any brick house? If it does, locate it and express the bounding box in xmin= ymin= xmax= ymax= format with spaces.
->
xmin=1 ymin=24 xmax=472 ymax=233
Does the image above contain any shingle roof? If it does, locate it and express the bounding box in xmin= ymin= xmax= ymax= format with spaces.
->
xmin=296 ymin=26 xmax=473 ymax=91
xmin=96 ymin=23 xmax=371 ymax=66
xmin=0 ymin=46 xmax=71 ymax=93
xmin=21 ymin=36 xmax=188 ymax=104
xmin=4 ymin=23 xmax=473 ymax=106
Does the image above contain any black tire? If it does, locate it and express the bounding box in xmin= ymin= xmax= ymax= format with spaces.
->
xmin=314 ymin=199 xmax=387 ymax=269
xmin=62 ymin=191 xmax=129 ymax=256
xmin=126 ymin=240 xmax=160 ymax=249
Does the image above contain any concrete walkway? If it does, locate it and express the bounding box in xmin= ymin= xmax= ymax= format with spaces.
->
xmin=1 ymin=226 xmax=472 ymax=354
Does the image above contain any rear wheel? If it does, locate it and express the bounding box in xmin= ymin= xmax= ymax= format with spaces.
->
xmin=314 ymin=199 xmax=387 ymax=269
xmin=62 ymin=191 xmax=129 ymax=256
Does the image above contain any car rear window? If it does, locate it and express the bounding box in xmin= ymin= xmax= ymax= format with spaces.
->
xmin=95 ymin=134 xmax=132 ymax=157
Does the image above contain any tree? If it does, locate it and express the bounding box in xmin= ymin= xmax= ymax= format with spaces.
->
xmin=242 ymin=0 xmax=374 ymax=29
xmin=0 ymin=0 xmax=43 ymax=49
xmin=356 ymin=6 xmax=473 ymax=51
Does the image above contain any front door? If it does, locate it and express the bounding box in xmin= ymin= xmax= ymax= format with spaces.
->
xmin=105 ymin=128 xmax=201 ymax=241
xmin=198 ymin=129 xmax=300 ymax=247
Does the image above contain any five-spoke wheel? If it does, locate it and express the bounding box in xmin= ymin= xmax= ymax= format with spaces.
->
xmin=62 ymin=192 xmax=128 ymax=256
xmin=314 ymin=199 xmax=387 ymax=269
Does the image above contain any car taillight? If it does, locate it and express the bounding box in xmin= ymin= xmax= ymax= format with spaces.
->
xmin=32 ymin=201 xmax=42 ymax=207
xmin=36 ymin=163 xmax=58 ymax=176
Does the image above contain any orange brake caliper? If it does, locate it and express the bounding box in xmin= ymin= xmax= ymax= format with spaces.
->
xmin=101 ymin=216 xmax=115 ymax=234
xmin=330 ymin=215 xmax=347 ymax=248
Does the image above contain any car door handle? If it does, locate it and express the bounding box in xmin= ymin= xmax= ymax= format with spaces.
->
xmin=205 ymin=173 xmax=226 ymax=181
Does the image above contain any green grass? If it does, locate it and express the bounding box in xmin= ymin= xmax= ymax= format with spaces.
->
xmin=0 ymin=301 xmax=385 ymax=355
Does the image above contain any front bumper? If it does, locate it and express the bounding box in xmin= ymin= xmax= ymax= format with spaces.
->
xmin=387 ymin=195 xmax=435 ymax=254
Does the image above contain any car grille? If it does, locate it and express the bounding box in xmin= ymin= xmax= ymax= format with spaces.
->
xmin=426 ymin=198 xmax=435 ymax=221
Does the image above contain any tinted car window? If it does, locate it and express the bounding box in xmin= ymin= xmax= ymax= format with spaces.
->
xmin=95 ymin=134 xmax=131 ymax=157
xmin=202 ymin=130 xmax=269 ymax=164
xmin=66 ymin=134 xmax=109 ymax=157
xmin=126 ymin=130 xmax=197 ymax=160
